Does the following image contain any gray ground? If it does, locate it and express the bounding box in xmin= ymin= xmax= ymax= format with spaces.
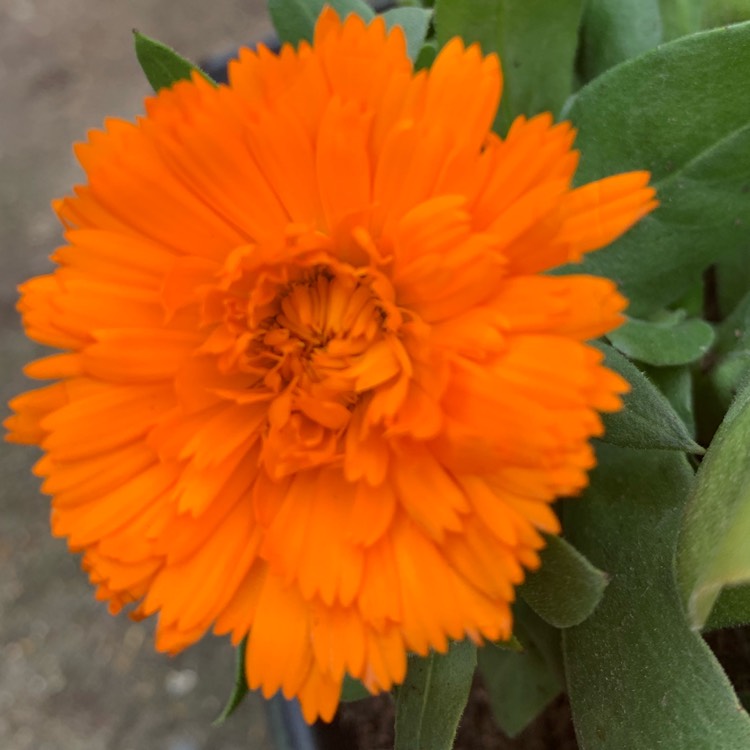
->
xmin=0 ymin=1 xmax=276 ymax=748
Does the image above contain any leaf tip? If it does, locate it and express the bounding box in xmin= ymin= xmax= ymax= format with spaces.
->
xmin=689 ymin=441 xmax=706 ymax=456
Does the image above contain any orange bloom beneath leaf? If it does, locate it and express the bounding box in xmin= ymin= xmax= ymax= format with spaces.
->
xmin=6 ymin=9 xmax=656 ymax=722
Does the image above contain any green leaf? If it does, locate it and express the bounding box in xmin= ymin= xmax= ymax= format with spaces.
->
xmin=478 ymin=601 xmax=562 ymax=737
xmin=677 ymin=377 xmax=750 ymax=628
xmin=489 ymin=634 xmax=524 ymax=653
xmin=340 ymin=674 xmax=370 ymax=702
xmin=717 ymin=251 xmax=750 ymax=324
xmin=704 ymin=0 xmax=750 ymax=27
xmin=578 ymin=0 xmax=662 ymax=81
xmin=382 ymin=7 xmax=433 ymax=61
xmin=607 ymin=315 xmax=715 ymax=367
xmin=705 ymin=584 xmax=750 ymax=630
xmin=570 ymin=22 xmax=750 ymax=185
xmin=561 ymin=23 xmax=750 ymax=317
xmin=563 ymin=444 xmax=750 ymax=749
xmin=641 ymin=364 xmax=696 ymax=436
xmin=268 ymin=0 xmax=374 ymax=46
xmin=394 ymin=641 xmax=476 ymax=750
xmin=659 ymin=0 xmax=705 ymax=39
xmin=570 ymin=0 xmax=704 ymax=85
xmin=712 ymin=353 xmax=750 ymax=413
xmin=519 ymin=535 xmax=609 ymax=628
xmin=434 ymin=0 xmax=585 ymax=131
xmin=594 ymin=342 xmax=703 ymax=453
xmin=673 ymin=282 xmax=705 ymax=318
xmin=213 ymin=638 xmax=248 ymax=725
xmin=710 ymin=292 xmax=750 ymax=408
xmin=715 ymin=290 xmax=750 ymax=359
xmin=134 ymin=31 xmax=215 ymax=92
xmin=414 ymin=40 xmax=437 ymax=71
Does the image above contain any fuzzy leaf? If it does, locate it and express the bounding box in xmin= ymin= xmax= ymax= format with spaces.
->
xmin=562 ymin=23 xmax=750 ymax=317
xmin=519 ymin=535 xmax=608 ymax=628
xmin=677 ymin=377 xmax=750 ymax=628
xmin=382 ymin=7 xmax=433 ymax=62
xmin=490 ymin=634 xmax=524 ymax=653
xmin=578 ymin=0 xmax=662 ymax=80
xmin=394 ymin=641 xmax=476 ymax=750
xmin=478 ymin=601 xmax=562 ymax=737
xmin=414 ymin=40 xmax=437 ymax=71
xmin=608 ymin=315 xmax=715 ymax=367
xmin=704 ymin=0 xmax=750 ymax=27
xmin=594 ymin=342 xmax=703 ymax=453
xmin=214 ymin=638 xmax=248 ymax=725
xmin=564 ymin=444 xmax=750 ymax=748
xmin=268 ymin=0 xmax=374 ymax=46
xmin=714 ymin=292 xmax=750 ymax=358
xmin=705 ymin=584 xmax=750 ymax=631
xmin=340 ymin=675 xmax=370 ymax=702
xmin=659 ymin=0 xmax=704 ymax=39
xmin=715 ymin=246 xmax=750 ymax=323
xmin=709 ymin=292 xmax=750 ymax=409
xmin=577 ymin=0 xmax=703 ymax=82
xmin=434 ymin=0 xmax=584 ymax=130
xmin=642 ymin=364 xmax=696 ymax=436
xmin=134 ymin=31 xmax=215 ymax=92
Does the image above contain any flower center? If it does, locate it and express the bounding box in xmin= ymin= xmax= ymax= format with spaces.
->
xmin=211 ymin=264 xmax=406 ymax=479
xmin=260 ymin=269 xmax=387 ymax=400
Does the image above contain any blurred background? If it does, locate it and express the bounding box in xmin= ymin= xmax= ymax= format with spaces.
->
xmin=0 ymin=2 xmax=274 ymax=748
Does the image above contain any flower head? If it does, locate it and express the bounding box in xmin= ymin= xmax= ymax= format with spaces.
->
xmin=6 ymin=9 xmax=656 ymax=722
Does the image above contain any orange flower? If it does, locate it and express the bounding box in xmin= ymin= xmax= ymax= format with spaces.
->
xmin=6 ymin=9 xmax=656 ymax=722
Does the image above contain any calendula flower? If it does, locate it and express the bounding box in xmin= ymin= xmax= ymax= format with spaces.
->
xmin=6 ymin=8 xmax=656 ymax=722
